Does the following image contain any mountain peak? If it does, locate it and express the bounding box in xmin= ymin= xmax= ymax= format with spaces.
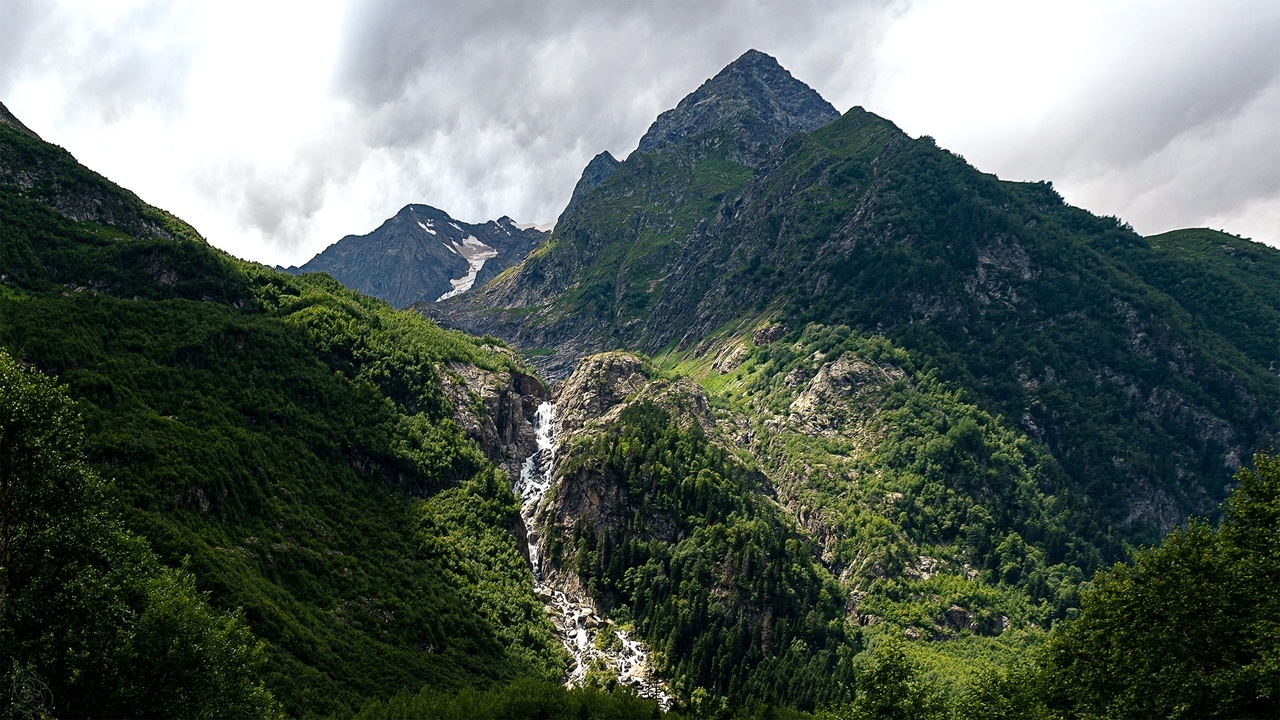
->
xmin=636 ymin=49 xmax=838 ymax=160
xmin=559 ymin=151 xmax=620 ymax=221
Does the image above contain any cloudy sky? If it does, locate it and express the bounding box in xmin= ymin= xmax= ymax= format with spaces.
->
xmin=3 ymin=0 xmax=1278 ymax=266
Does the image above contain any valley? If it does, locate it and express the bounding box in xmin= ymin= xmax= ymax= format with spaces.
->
xmin=2 ymin=46 xmax=1278 ymax=720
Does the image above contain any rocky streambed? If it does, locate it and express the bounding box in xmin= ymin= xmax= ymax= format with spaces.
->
xmin=516 ymin=401 xmax=671 ymax=707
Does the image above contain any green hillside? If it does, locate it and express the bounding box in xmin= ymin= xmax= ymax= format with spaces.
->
xmin=0 ymin=120 xmax=566 ymax=717
xmin=441 ymin=77 xmax=1279 ymax=549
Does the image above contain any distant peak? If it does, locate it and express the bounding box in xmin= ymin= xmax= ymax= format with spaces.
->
xmin=636 ymin=49 xmax=838 ymax=159
xmin=403 ymin=203 xmax=452 ymax=220
xmin=0 ymin=101 xmax=41 ymax=141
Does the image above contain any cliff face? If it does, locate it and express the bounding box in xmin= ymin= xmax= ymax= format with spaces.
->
xmin=444 ymin=354 xmax=550 ymax=483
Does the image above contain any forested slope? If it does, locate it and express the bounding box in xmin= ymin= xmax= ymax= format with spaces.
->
xmin=0 ymin=116 xmax=564 ymax=717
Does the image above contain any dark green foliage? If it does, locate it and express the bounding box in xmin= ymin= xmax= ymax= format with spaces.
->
xmin=952 ymin=662 xmax=1047 ymax=720
xmin=0 ymin=277 xmax=561 ymax=716
xmin=1113 ymin=228 xmax=1280 ymax=371
xmin=554 ymin=402 xmax=856 ymax=710
xmin=0 ymin=349 xmax=278 ymax=719
xmin=815 ymin=640 xmax=945 ymax=720
xmin=1038 ymin=453 xmax=1280 ymax=719
xmin=353 ymin=677 xmax=661 ymax=720
xmin=0 ymin=122 xmax=564 ymax=716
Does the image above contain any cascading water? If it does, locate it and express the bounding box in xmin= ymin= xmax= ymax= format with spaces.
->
xmin=517 ymin=401 xmax=671 ymax=708
xmin=516 ymin=401 xmax=556 ymax=580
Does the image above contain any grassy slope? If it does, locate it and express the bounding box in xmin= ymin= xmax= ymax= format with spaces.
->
xmin=0 ymin=124 xmax=565 ymax=717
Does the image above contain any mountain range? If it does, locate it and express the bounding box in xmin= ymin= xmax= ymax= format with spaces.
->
xmin=2 ymin=46 xmax=1278 ymax=720
xmin=426 ymin=49 xmax=1279 ymax=545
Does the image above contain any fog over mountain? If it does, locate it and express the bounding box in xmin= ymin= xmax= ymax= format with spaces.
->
xmin=2 ymin=0 xmax=1278 ymax=266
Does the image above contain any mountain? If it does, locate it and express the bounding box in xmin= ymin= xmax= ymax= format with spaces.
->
xmin=428 ymin=49 xmax=1280 ymax=550
xmin=637 ymin=48 xmax=839 ymax=164
xmin=5 ymin=44 xmax=1280 ymax=718
xmin=285 ymin=204 xmax=548 ymax=308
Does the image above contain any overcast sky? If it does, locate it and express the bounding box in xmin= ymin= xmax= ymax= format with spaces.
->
xmin=3 ymin=0 xmax=1278 ymax=266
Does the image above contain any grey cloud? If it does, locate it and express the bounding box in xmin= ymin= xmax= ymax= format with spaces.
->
xmin=0 ymin=0 xmax=53 ymax=95
xmin=250 ymin=0 xmax=892 ymax=249
xmin=1030 ymin=2 xmax=1280 ymax=170
xmin=8 ymin=0 xmax=1280 ymax=260
xmin=926 ymin=0 xmax=1280 ymax=242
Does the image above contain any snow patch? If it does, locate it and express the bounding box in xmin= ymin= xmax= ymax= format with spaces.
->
xmin=417 ymin=221 xmax=437 ymax=235
xmin=436 ymin=236 xmax=499 ymax=301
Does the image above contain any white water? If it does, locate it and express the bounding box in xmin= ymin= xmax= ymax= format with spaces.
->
xmin=516 ymin=401 xmax=557 ymax=579
xmin=517 ymin=402 xmax=671 ymax=707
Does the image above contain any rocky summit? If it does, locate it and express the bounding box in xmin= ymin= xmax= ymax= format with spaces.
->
xmin=284 ymin=203 xmax=548 ymax=308
xmin=637 ymin=48 xmax=840 ymax=165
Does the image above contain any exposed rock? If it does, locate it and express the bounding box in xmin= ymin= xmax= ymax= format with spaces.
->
xmin=554 ymin=352 xmax=649 ymax=434
xmin=788 ymin=351 xmax=906 ymax=437
xmin=637 ymin=49 xmax=839 ymax=167
xmin=712 ymin=342 xmax=750 ymax=373
xmin=752 ymin=323 xmax=786 ymax=346
xmin=942 ymin=605 xmax=976 ymax=631
xmin=443 ymin=360 xmax=549 ymax=482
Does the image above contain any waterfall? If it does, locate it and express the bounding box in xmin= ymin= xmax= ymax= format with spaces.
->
xmin=515 ymin=401 xmax=671 ymax=708
xmin=517 ymin=401 xmax=556 ymax=579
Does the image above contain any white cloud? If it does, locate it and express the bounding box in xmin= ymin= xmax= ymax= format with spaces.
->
xmin=2 ymin=0 xmax=1278 ymax=265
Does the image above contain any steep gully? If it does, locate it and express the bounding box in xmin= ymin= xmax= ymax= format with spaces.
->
xmin=515 ymin=402 xmax=672 ymax=707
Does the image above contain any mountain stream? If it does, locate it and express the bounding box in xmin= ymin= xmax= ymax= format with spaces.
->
xmin=516 ymin=402 xmax=672 ymax=707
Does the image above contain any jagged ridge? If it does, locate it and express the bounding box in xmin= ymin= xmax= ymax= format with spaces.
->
xmin=286 ymin=204 xmax=547 ymax=308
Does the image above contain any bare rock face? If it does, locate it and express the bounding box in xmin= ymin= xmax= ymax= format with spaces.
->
xmin=553 ymin=351 xmax=649 ymax=434
xmin=788 ymin=352 xmax=907 ymax=437
xmin=541 ymin=352 xmax=717 ymax=546
xmin=444 ymin=360 xmax=549 ymax=482
xmin=637 ymin=49 xmax=839 ymax=168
